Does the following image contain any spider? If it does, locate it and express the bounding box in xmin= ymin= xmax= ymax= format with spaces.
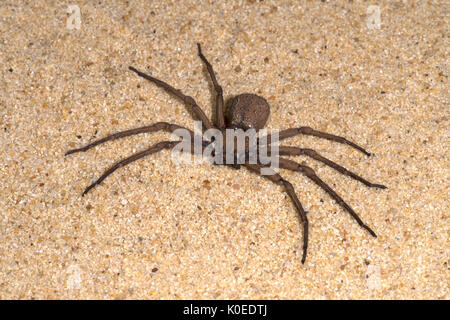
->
xmin=66 ymin=43 xmax=387 ymax=263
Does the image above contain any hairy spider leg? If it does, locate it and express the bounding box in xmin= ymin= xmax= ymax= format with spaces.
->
xmin=197 ymin=43 xmax=225 ymax=130
xmin=129 ymin=66 xmax=214 ymax=130
xmin=65 ymin=122 xmax=193 ymax=155
xmin=245 ymin=163 xmax=309 ymax=264
xmin=278 ymin=157 xmax=377 ymax=238
xmin=276 ymin=146 xmax=387 ymax=189
xmin=262 ymin=126 xmax=372 ymax=156
xmin=81 ymin=141 xmax=178 ymax=196
xmin=80 ymin=135 xmax=211 ymax=196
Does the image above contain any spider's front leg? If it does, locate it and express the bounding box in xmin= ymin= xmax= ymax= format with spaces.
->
xmin=245 ymin=164 xmax=309 ymax=264
xmin=277 ymin=157 xmax=378 ymax=238
xmin=271 ymin=146 xmax=387 ymax=189
xmin=262 ymin=126 xmax=373 ymax=156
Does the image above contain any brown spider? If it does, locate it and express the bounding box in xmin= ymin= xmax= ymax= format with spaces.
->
xmin=66 ymin=43 xmax=387 ymax=263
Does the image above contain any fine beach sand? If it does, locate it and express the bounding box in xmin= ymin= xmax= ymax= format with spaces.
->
xmin=0 ymin=0 xmax=448 ymax=299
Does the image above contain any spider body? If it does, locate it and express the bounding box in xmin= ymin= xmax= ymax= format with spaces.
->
xmin=226 ymin=93 xmax=270 ymax=130
xmin=66 ymin=43 xmax=386 ymax=263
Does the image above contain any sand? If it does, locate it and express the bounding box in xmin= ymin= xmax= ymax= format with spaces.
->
xmin=0 ymin=0 xmax=448 ymax=299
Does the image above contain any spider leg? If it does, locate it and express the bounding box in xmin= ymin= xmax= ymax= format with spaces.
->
xmin=262 ymin=127 xmax=372 ymax=156
xmin=197 ymin=43 xmax=225 ymax=130
xmin=277 ymin=146 xmax=387 ymax=189
xmin=65 ymin=122 xmax=194 ymax=155
xmin=81 ymin=140 xmax=179 ymax=196
xmin=245 ymin=163 xmax=309 ymax=264
xmin=129 ymin=66 xmax=214 ymax=130
xmin=278 ymin=157 xmax=377 ymax=238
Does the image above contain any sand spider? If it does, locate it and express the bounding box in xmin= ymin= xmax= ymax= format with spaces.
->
xmin=66 ymin=44 xmax=386 ymax=263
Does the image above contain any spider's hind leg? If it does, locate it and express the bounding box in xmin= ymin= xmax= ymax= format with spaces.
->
xmin=81 ymin=141 xmax=178 ymax=196
xmin=128 ymin=66 xmax=213 ymax=130
xmin=197 ymin=43 xmax=225 ymax=129
xmin=65 ymin=122 xmax=190 ymax=155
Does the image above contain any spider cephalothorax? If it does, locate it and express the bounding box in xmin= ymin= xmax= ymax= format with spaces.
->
xmin=66 ymin=43 xmax=386 ymax=263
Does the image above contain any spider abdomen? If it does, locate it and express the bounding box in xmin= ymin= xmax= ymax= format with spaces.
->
xmin=226 ymin=93 xmax=270 ymax=131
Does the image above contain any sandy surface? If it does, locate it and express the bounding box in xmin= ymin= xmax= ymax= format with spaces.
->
xmin=0 ymin=0 xmax=448 ymax=299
